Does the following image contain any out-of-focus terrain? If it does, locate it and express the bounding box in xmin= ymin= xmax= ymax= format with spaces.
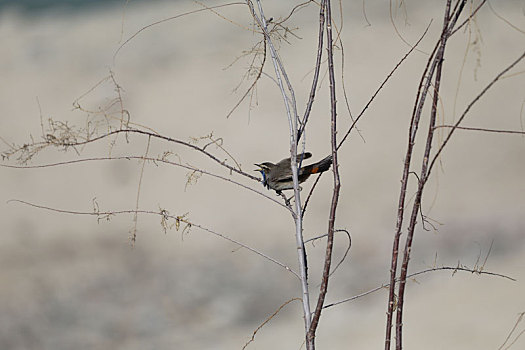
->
xmin=1 ymin=1 xmax=524 ymax=349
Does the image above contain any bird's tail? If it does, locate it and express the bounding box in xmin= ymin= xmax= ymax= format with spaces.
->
xmin=303 ymin=155 xmax=332 ymax=175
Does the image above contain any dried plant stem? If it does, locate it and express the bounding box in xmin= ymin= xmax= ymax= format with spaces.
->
xmin=307 ymin=0 xmax=340 ymax=348
xmin=1 ymin=156 xmax=291 ymax=213
xmin=434 ymin=125 xmax=525 ymax=135
xmin=7 ymin=199 xmax=299 ymax=278
xmin=385 ymin=1 xmax=464 ymax=349
xmin=324 ymin=265 xmax=515 ymax=309
xmin=395 ymin=1 xmax=455 ymax=345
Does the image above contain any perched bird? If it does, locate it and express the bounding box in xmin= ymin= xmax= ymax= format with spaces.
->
xmin=255 ymin=152 xmax=332 ymax=194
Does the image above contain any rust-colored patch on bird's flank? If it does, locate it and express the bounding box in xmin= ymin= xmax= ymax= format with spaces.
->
xmin=311 ymin=167 xmax=320 ymax=174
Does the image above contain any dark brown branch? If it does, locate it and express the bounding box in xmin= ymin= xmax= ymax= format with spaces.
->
xmin=307 ymin=0 xmax=340 ymax=346
xmin=450 ymin=0 xmax=486 ymax=36
xmin=384 ymin=22 xmax=442 ymax=350
xmin=301 ymin=174 xmax=322 ymax=217
xmin=385 ymin=1 xmax=468 ymax=348
xmin=395 ymin=2 xmax=467 ymax=349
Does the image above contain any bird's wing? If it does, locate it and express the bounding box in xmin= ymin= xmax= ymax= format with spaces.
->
xmin=275 ymin=152 xmax=312 ymax=168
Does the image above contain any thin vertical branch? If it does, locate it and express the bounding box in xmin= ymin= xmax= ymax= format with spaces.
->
xmin=307 ymin=0 xmax=340 ymax=347
xmin=384 ymin=27 xmax=442 ymax=350
xmin=384 ymin=2 xmax=471 ymax=349
xmin=130 ymin=134 xmax=151 ymax=244
xmin=297 ymin=0 xmax=325 ymax=143
xmin=395 ymin=2 xmax=454 ymax=347
xmin=385 ymin=1 xmax=458 ymax=348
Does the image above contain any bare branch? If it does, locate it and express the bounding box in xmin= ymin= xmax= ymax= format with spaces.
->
xmin=305 ymin=229 xmax=352 ymax=283
xmin=130 ymin=136 xmax=151 ymax=244
xmin=297 ymin=0 xmax=325 ymax=143
xmin=325 ymin=264 xmax=516 ymax=309
xmin=2 ymin=128 xmax=260 ymax=182
xmin=242 ymin=298 xmax=301 ymax=350
xmin=1 ymin=156 xmax=291 ymax=213
xmin=450 ymin=0 xmax=486 ymax=36
xmin=113 ymin=2 xmax=247 ymax=63
xmin=308 ymin=0 xmax=341 ymax=346
xmin=428 ymin=49 xmax=525 ymax=176
xmin=498 ymin=312 xmax=525 ymax=350
xmin=395 ymin=3 xmax=462 ymax=348
xmin=247 ymin=1 xmax=312 ymax=346
xmin=434 ymin=125 xmax=525 ymax=135
xmin=7 ymin=199 xmax=299 ymax=278
xmin=337 ymin=21 xmax=431 ymax=151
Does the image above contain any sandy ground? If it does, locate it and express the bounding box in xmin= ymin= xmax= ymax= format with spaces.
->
xmin=1 ymin=1 xmax=525 ymax=349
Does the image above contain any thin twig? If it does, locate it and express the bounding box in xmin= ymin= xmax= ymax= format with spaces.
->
xmin=434 ymin=125 xmax=525 ymax=135
xmin=305 ymin=229 xmax=352 ymax=284
xmin=297 ymin=0 xmax=325 ymax=143
xmin=450 ymin=0 xmax=486 ymax=36
xmin=324 ymin=264 xmax=516 ymax=309
xmin=498 ymin=312 xmax=525 ymax=350
xmin=337 ymin=21 xmax=432 ymax=151
xmin=4 ymin=128 xmax=260 ymax=182
xmin=113 ymin=2 xmax=247 ymax=63
xmin=428 ymin=49 xmax=525 ymax=176
xmin=242 ymin=298 xmax=301 ymax=349
xmin=7 ymin=199 xmax=300 ymax=278
xmin=130 ymin=135 xmax=151 ymax=244
xmin=301 ymin=174 xmax=322 ymax=217
xmin=1 ymin=156 xmax=292 ymax=213
xmin=225 ymin=38 xmax=267 ymax=119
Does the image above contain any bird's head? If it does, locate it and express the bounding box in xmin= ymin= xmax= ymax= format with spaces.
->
xmin=254 ymin=162 xmax=274 ymax=189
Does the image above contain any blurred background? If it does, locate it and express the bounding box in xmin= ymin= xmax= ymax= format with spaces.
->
xmin=1 ymin=1 xmax=524 ymax=349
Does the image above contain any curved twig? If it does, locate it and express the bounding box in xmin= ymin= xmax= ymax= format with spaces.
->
xmin=324 ymin=265 xmax=516 ymax=309
xmin=305 ymin=229 xmax=352 ymax=283
xmin=7 ymin=199 xmax=299 ymax=278
xmin=1 ymin=156 xmax=291 ymax=213
xmin=242 ymin=298 xmax=301 ymax=349
xmin=337 ymin=20 xmax=432 ymax=151
xmin=4 ymin=128 xmax=260 ymax=182
xmin=113 ymin=2 xmax=247 ymax=63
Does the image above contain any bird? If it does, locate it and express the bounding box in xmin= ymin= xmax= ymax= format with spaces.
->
xmin=255 ymin=152 xmax=332 ymax=194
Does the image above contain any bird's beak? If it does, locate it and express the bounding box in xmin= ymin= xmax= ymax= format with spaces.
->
xmin=254 ymin=163 xmax=262 ymax=171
